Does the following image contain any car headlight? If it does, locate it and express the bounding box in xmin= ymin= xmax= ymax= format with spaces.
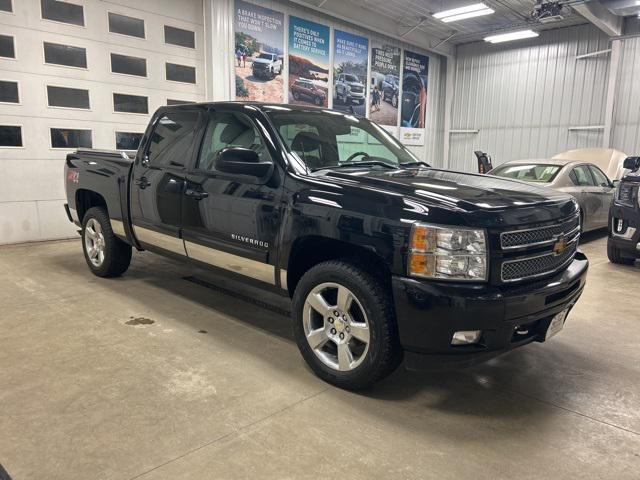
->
xmin=408 ymin=223 xmax=488 ymax=281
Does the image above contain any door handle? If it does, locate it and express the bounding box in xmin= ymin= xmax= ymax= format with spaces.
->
xmin=185 ymin=189 xmax=209 ymax=200
xmin=134 ymin=177 xmax=151 ymax=189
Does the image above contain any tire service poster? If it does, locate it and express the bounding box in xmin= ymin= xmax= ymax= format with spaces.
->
xmin=234 ymin=0 xmax=285 ymax=102
xmin=288 ymin=16 xmax=330 ymax=107
xmin=369 ymin=43 xmax=401 ymax=134
xmin=400 ymin=50 xmax=429 ymax=146
xmin=332 ymin=30 xmax=368 ymax=117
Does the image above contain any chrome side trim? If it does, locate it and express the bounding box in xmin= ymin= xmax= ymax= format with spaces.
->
xmin=132 ymin=225 xmax=186 ymax=255
xmin=184 ymin=240 xmax=276 ymax=285
xmin=500 ymin=215 xmax=580 ymax=250
xmin=279 ymin=269 xmax=287 ymax=290
xmin=110 ymin=219 xmax=126 ymax=238
xmin=611 ymin=219 xmax=637 ymax=240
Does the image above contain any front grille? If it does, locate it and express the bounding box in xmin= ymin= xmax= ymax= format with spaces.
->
xmin=350 ymin=86 xmax=364 ymax=93
xmin=501 ymin=240 xmax=577 ymax=282
xmin=501 ymin=215 xmax=580 ymax=249
xmin=617 ymin=183 xmax=636 ymax=206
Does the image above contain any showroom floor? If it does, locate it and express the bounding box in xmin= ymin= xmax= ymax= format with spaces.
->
xmin=0 ymin=233 xmax=638 ymax=479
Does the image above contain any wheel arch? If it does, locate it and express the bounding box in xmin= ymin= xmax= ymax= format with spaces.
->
xmin=75 ymin=189 xmax=108 ymax=223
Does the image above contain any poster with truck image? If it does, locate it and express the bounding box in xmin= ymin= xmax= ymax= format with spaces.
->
xmin=234 ymin=0 xmax=285 ymax=102
xmin=369 ymin=43 xmax=401 ymax=135
xmin=332 ymin=30 xmax=369 ymax=117
xmin=288 ymin=16 xmax=330 ymax=107
xmin=400 ymin=50 xmax=429 ymax=146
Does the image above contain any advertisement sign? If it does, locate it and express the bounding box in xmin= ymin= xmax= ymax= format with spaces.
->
xmin=332 ymin=30 xmax=368 ymax=117
xmin=288 ymin=16 xmax=330 ymax=107
xmin=369 ymin=43 xmax=401 ymax=134
xmin=400 ymin=50 xmax=429 ymax=146
xmin=234 ymin=0 xmax=285 ymax=102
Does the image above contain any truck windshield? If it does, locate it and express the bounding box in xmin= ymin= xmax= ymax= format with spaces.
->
xmin=490 ymin=163 xmax=562 ymax=183
xmin=258 ymin=53 xmax=274 ymax=60
xmin=344 ymin=74 xmax=359 ymax=82
xmin=266 ymin=110 xmax=421 ymax=171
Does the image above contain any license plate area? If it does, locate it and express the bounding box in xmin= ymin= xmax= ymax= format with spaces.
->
xmin=543 ymin=309 xmax=568 ymax=341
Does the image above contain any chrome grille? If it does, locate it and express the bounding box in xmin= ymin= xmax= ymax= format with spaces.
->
xmin=617 ymin=183 xmax=636 ymax=206
xmin=500 ymin=215 xmax=580 ymax=249
xmin=501 ymin=240 xmax=578 ymax=282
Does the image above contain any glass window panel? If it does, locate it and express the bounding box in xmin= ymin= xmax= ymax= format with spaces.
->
xmin=0 ymin=125 xmax=22 ymax=147
xmin=571 ymin=165 xmax=596 ymax=186
xmin=115 ymin=131 xmax=142 ymax=150
xmin=41 ymin=0 xmax=84 ymax=26
xmin=147 ymin=110 xmax=201 ymax=167
xmin=50 ymin=128 xmax=92 ymax=148
xmin=44 ymin=42 xmax=87 ymax=68
xmin=589 ymin=166 xmax=611 ymax=187
xmin=0 ymin=80 xmax=19 ymax=103
xmin=47 ymin=85 xmax=90 ymax=109
xmin=0 ymin=0 xmax=12 ymax=13
xmin=0 ymin=34 xmax=15 ymax=58
xmin=113 ymin=93 xmax=148 ymax=114
xmin=110 ymin=53 xmax=146 ymax=77
xmin=166 ymin=63 xmax=196 ymax=84
xmin=108 ymin=12 xmax=145 ymax=38
xmin=164 ymin=25 xmax=195 ymax=48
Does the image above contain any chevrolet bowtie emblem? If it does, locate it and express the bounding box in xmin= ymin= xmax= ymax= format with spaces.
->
xmin=553 ymin=236 xmax=568 ymax=255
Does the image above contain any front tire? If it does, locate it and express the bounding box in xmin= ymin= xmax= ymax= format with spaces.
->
xmin=81 ymin=207 xmax=132 ymax=277
xmin=607 ymin=238 xmax=635 ymax=265
xmin=292 ymin=260 xmax=402 ymax=390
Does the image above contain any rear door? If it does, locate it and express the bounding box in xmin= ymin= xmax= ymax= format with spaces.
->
xmin=130 ymin=108 xmax=204 ymax=255
xmin=181 ymin=107 xmax=282 ymax=286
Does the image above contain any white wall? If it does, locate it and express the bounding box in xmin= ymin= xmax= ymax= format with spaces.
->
xmin=448 ymin=24 xmax=611 ymax=172
xmin=611 ymin=35 xmax=640 ymax=155
xmin=0 ymin=0 xmax=204 ymax=244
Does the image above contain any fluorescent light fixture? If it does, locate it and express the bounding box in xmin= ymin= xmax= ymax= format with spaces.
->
xmin=433 ymin=3 xmax=494 ymax=22
xmin=485 ymin=29 xmax=539 ymax=43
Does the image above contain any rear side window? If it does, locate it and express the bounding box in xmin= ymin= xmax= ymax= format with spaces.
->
xmin=197 ymin=111 xmax=268 ymax=171
xmin=146 ymin=110 xmax=201 ymax=167
xmin=589 ymin=166 xmax=610 ymax=187
xmin=569 ymin=165 xmax=595 ymax=187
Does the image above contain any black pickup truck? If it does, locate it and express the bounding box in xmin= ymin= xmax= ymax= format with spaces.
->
xmin=64 ymin=102 xmax=588 ymax=389
xmin=608 ymin=156 xmax=640 ymax=264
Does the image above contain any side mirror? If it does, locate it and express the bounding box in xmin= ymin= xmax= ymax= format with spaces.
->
xmin=612 ymin=179 xmax=620 ymax=188
xmin=623 ymin=156 xmax=640 ymax=171
xmin=215 ymin=147 xmax=273 ymax=181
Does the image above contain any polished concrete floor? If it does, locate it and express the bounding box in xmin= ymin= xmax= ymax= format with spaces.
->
xmin=0 ymin=232 xmax=639 ymax=479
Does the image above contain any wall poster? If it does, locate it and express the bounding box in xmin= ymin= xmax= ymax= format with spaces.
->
xmin=288 ymin=16 xmax=330 ymax=107
xmin=332 ymin=30 xmax=368 ymax=117
xmin=400 ymin=50 xmax=429 ymax=146
xmin=369 ymin=42 xmax=401 ymax=135
xmin=234 ymin=0 xmax=285 ymax=102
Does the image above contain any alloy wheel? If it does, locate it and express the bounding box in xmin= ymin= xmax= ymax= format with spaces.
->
xmin=84 ymin=218 xmax=106 ymax=267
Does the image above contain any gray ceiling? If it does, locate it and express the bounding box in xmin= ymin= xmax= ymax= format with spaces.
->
xmin=300 ymin=0 xmax=590 ymax=45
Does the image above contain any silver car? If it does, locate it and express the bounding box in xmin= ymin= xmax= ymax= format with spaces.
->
xmin=489 ymin=159 xmax=615 ymax=232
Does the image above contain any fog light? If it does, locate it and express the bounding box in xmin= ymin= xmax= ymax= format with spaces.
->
xmin=451 ymin=330 xmax=482 ymax=345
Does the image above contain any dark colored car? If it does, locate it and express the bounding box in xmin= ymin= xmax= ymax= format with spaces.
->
xmin=608 ymin=156 xmax=640 ymax=264
xmin=381 ymin=74 xmax=399 ymax=107
xmin=291 ymin=79 xmax=326 ymax=105
xmin=64 ymin=102 xmax=588 ymax=390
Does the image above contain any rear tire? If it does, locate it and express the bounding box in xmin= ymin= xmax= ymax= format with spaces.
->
xmin=81 ymin=207 xmax=132 ymax=277
xmin=292 ymin=260 xmax=402 ymax=390
xmin=607 ymin=238 xmax=635 ymax=265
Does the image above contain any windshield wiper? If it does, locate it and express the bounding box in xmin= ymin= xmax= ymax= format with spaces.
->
xmin=313 ymin=161 xmax=399 ymax=172
xmin=400 ymin=161 xmax=430 ymax=168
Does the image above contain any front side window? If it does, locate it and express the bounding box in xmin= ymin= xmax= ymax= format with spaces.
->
xmin=489 ymin=163 xmax=562 ymax=183
xmin=197 ymin=111 xmax=269 ymax=171
xmin=589 ymin=166 xmax=611 ymax=187
xmin=146 ymin=110 xmax=201 ymax=167
xmin=569 ymin=165 xmax=595 ymax=187
xmin=267 ymin=111 xmax=418 ymax=171
xmin=41 ymin=0 xmax=84 ymax=26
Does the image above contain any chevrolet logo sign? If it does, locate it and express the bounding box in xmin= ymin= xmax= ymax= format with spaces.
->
xmin=553 ymin=236 xmax=568 ymax=255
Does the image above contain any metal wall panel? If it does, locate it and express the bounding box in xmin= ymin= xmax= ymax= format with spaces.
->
xmin=612 ymin=36 xmax=640 ymax=156
xmin=449 ymin=24 xmax=610 ymax=172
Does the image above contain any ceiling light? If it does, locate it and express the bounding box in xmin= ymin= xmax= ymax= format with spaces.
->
xmin=433 ymin=3 xmax=494 ymax=22
xmin=484 ymin=29 xmax=539 ymax=43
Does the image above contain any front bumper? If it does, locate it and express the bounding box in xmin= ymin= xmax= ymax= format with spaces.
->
xmin=391 ymin=253 xmax=589 ymax=370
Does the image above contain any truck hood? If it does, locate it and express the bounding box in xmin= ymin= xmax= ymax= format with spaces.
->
xmin=253 ymin=58 xmax=273 ymax=65
xmin=316 ymin=167 xmax=577 ymax=225
xmin=346 ymin=81 xmax=364 ymax=88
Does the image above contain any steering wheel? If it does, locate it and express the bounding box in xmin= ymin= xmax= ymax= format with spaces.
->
xmin=345 ymin=151 xmax=370 ymax=162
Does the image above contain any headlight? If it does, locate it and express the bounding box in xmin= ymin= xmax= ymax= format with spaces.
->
xmin=408 ymin=223 xmax=488 ymax=281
